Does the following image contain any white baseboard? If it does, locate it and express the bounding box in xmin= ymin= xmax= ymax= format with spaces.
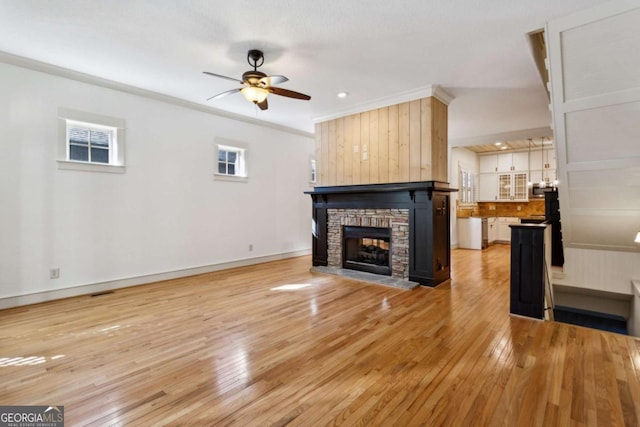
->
xmin=0 ymin=249 xmax=311 ymax=310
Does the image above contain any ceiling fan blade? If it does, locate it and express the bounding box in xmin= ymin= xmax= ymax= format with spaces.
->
xmin=269 ymin=75 xmax=289 ymax=85
xmin=203 ymin=71 xmax=243 ymax=84
xmin=259 ymin=75 xmax=289 ymax=87
xmin=206 ymin=88 xmax=241 ymax=101
xmin=268 ymin=86 xmax=311 ymax=100
xmin=257 ymin=98 xmax=268 ymax=111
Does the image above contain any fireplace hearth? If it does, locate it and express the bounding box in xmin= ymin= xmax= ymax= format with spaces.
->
xmin=343 ymin=226 xmax=391 ymax=276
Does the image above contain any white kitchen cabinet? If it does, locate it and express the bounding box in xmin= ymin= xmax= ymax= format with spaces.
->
xmin=487 ymin=217 xmax=497 ymax=243
xmin=530 ymin=148 xmax=556 ymax=184
xmin=529 ymin=169 xmax=543 ymax=183
xmin=497 ymin=153 xmax=512 ymax=172
xmin=541 ymin=149 xmax=556 ymax=184
xmin=497 ymin=217 xmax=519 ymax=243
xmin=478 ymin=172 xmax=498 ymax=201
xmin=479 ymin=150 xmax=555 ymax=201
xmin=544 ymin=148 xmax=556 ymax=170
xmin=530 ymin=148 xmax=556 ymax=171
xmin=480 ymin=171 xmax=528 ymax=201
xmin=497 ymin=152 xmax=529 ymax=172
xmin=479 ymin=154 xmax=498 ymax=173
xmin=530 ymin=149 xmax=543 ymax=171
xmin=497 ymin=172 xmax=528 ymax=201
xmin=512 ymin=152 xmax=529 ymax=171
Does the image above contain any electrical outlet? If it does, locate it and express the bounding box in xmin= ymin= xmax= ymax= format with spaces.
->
xmin=50 ymin=268 xmax=60 ymax=279
xmin=249 ymin=244 xmax=253 ymax=251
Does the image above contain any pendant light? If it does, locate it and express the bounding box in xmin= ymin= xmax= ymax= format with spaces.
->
xmin=551 ymin=138 xmax=559 ymax=188
xmin=527 ymin=139 xmax=533 ymax=188
xmin=539 ymin=137 xmax=546 ymax=188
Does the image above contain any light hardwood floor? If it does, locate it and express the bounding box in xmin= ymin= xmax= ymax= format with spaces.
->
xmin=1 ymin=245 xmax=639 ymax=426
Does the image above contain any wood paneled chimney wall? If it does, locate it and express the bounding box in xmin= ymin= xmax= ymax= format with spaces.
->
xmin=314 ymin=96 xmax=448 ymax=186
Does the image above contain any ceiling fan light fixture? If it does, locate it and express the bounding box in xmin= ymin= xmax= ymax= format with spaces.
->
xmin=241 ymin=86 xmax=269 ymax=103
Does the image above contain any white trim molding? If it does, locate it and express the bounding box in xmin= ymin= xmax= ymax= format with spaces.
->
xmin=0 ymin=50 xmax=313 ymax=139
xmin=312 ymin=84 xmax=454 ymax=123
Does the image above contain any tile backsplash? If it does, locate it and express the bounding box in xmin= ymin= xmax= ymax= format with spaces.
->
xmin=476 ymin=200 xmax=545 ymax=218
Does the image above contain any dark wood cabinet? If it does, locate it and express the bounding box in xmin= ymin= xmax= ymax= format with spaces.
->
xmin=311 ymin=203 xmax=328 ymax=266
xmin=544 ymin=190 xmax=564 ymax=266
xmin=410 ymin=193 xmax=451 ymax=285
xmin=509 ymin=224 xmax=546 ymax=319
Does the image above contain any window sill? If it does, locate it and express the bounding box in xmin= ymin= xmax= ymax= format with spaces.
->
xmin=213 ymin=173 xmax=248 ymax=183
xmin=57 ymin=160 xmax=125 ymax=174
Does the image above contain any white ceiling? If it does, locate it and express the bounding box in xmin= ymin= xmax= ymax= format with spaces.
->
xmin=0 ymin=0 xmax=608 ymax=140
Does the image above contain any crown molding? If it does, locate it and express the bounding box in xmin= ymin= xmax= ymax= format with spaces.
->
xmin=431 ymin=85 xmax=455 ymax=105
xmin=449 ymin=126 xmax=553 ymax=148
xmin=312 ymin=85 xmax=454 ymax=124
xmin=0 ymin=51 xmax=314 ymax=139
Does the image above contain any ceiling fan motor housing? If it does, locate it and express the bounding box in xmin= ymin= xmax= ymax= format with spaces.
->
xmin=242 ymin=70 xmax=267 ymax=86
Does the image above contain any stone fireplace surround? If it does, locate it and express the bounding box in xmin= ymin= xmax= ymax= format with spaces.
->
xmin=327 ymin=209 xmax=409 ymax=279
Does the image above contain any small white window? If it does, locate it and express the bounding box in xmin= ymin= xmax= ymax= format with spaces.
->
xmin=217 ymin=146 xmax=244 ymax=176
xmin=67 ymin=121 xmax=116 ymax=164
xmin=214 ymin=140 xmax=248 ymax=182
xmin=57 ymin=108 xmax=125 ymax=173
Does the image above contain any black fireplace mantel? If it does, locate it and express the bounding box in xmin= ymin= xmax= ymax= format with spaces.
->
xmin=305 ymin=181 xmax=456 ymax=201
xmin=306 ymin=181 xmax=457 ymax=287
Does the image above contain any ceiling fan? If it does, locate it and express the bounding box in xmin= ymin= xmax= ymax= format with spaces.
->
xmin=203 ymin=49 xmax=311 ymax=111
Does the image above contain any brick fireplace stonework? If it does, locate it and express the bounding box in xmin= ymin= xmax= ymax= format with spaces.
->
xmin=327 ymin=209 xmax=409 ymax=279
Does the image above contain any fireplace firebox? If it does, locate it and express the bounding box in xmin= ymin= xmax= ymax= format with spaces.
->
xmin=343 ymin=226 xmax=392 ymax=276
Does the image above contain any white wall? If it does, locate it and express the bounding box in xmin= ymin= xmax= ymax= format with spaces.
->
xmin=0 ymin=62 xmax=314 ymax=304
xmin=561 ymin=248 xmax=640 ymax=295
xmin=554 ymin=247 xmax=640 ymax=336
xmin=449 ymin=147 xmax=478 ymax=246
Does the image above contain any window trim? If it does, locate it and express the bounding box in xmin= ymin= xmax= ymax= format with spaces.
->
xmin=57 ymin=107 xmax=126 ymax=174
xmin=213 ymin=139 xmax=248 ymax=183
